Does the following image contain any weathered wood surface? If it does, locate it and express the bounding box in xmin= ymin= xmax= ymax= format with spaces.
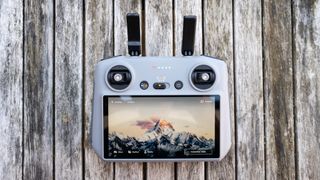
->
xmin=114 ymin=1 xmax=143 ymax=179
xmin=145 ymin=0 xmax=173 ymax=56
xmin=1 ymin=0 xmax=320 ymax=179
xmin=174 ymin=0 xmax=202 ymax=56
xmin=263 ymin=0 xmax=295 ymax=179
xmin=54 ymin=0 xmax=83 ymax=179
xmin=294 ymin=0 xmax=320 ymax=179
xmin=0 ymin=0 xmax=23 ymax=179
xmin=203 ymin=0 xmax=235 ymax=179
xmin=114 ymin=0 xmax=142 ymax=56
xmin=84 ymin=0 xmax=114 ymax=179
xmin=24 ymin=0 xmax=54 ymax=179
xmin=234 ymin=0 xmax=264 ymax=179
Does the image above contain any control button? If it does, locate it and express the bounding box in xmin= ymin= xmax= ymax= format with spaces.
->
xmin=195 ymin=72 xmax=214 ymax=83
xmin=174 ymin=81 xmax=183 ymax=90
xmin=153 ymin=82 xmax=166 ymax=89
xmin=113 ymin=73 xmax=123 ymax=82
xmin=201 ymin=73 xmax=210 ymax=81
xmin=140 ymin=81 xmax=149 ymax=90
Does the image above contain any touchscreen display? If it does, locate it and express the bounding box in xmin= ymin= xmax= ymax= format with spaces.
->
xmin=103 ymin=96 xmax=220 ymax=159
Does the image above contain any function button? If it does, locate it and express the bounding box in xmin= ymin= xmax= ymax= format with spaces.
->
xmin=174 ymin=81 xmax=183 ymax=90
xmin=140 ymin=81 xmax=149 ymax=90
xmin=153 ymin=82 xmax=166 ymax=90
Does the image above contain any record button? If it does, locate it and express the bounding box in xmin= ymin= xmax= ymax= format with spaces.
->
xmin=174 ymin=81 xmax=183 ymax=90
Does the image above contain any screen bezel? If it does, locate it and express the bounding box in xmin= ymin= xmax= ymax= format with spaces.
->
xmin=103 ymin=95 xmax=220 ymax=159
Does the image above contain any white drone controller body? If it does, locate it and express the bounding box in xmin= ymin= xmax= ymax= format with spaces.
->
xmin=91 ymin=14 xmax=231 ymax=162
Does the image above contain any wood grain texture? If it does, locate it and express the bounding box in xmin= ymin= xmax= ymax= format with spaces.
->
xmin=174 ymin=0 xmax=202 ymax=56
xmin=263 ymin=0 xmax=295 ymax=179
xmin=113 ymin=1 xmax=143 ymax=179
xmin=115 ymin=162 xmax=143 ymax=180
xmin=294 ymin=0 xmax=320 ymax=179
xmin=203 ymin=0 xmax=235 ymax=179
xmin=234 ymin=0 xmax=264 ymax=179
xmin=145 ymin=1 xmax=174 ymax=179
xmin=146 ymin=162 xmax=175 ymax=180
xmin=0 ymin=0 xmax=23 ymax=179
xmin=114 ymin=0 xmax=141 ymax=56
xmin=84 ymin=0 xmax=114 ymax=179
xmin=145 ymin=0 xmax=173 ymax=56
xmin=23 ymin=0 xmax=54 ymax=179
xmin=174 ymin=1 xmax=204 ymax=179
xmin=176 ymin=162 xmax=204 ymax=180
xmin=55 ymin=0 xmax=83 ymax=179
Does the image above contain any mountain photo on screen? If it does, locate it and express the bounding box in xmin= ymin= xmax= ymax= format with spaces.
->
xmin=105 ymin=96 xmax=216 ymax=158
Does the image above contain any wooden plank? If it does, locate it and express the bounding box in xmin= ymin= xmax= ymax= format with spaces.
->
xmin=174 ymin=1 xmax=204 ymax=180
xmin=263 ymin=0 xmax=295 ymax=179
xmin=23 ymin=0 xmax=54 ymax=179
xmin=145 ymin=0 xmax=174 ymax=179
xmin=84 ymin=0 xmax=114 ymax=179
xmin=203 ymin=0 xmax=235 ymax=179
xmin=55 ymin=0 xmax=83 ymax=179
xmin=114 ymin=0 xmax=143 ymax=179
xmin=115 ymin=162 xmax=143 ymax=180
xmin=176 ymin=162 xmax=204 ymax=180
xmin=0 ymin=0 xmax=23 ymax=179
xmin=145 ymin=0 xmax=173 ymax=56
xmin=234 ymin=0 xmax=264 ymax=179
xmin=294 ymin=0 xmax=320 ymax=179
xmin=114 ymin=0 xmax=142 ymax=56
xmin=174 ymin=0 xmax=202 ymax=56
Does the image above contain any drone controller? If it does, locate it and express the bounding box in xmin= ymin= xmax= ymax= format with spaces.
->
xmin=91 ymin=13 xmax=231 ymax=161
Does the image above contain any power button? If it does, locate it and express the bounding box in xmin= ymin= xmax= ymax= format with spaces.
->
xmin=174 ymin=81 xmax=183 ymax=90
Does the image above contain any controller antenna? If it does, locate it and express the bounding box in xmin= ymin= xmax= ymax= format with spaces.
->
xmin=182 ymin=16 xmax=196 ymax=56
xmin=127 ymin=13 xmax=141 ymax=56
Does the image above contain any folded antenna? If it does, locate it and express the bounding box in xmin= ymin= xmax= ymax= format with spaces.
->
xmin=182 ymin=16 xmax=196 ymax=56
xmin=127 ymin=13 xmax=141 ymax=56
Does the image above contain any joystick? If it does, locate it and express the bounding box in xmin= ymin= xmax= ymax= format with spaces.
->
xmin=190 ymin=65 xmax=216 ymax=91
xmin=106 ymin=65 xmax=132 ymax=91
